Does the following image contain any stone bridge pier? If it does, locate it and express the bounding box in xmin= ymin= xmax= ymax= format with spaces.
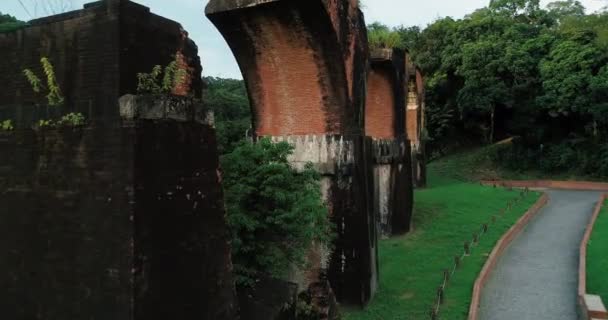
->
xmin=366 ymin=48 xmax=414 ymax=236
xmin=406 ymin=53 xmax=427 ymax=188
xmin=206 ymin=0 xmax=378 ymax=307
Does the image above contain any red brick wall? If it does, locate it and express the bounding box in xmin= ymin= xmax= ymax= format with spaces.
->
xmin=366 ymin=68 xmax=396 ymax=139
xmin=248 ymin=17 xmax=331 ymax=136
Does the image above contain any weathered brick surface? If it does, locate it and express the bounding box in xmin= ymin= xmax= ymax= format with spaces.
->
xmin=0 ymin=0 xmax=201 ymax=126
xmin=366 ymin=68 xmax=396 ymax=139
xmin=207 ymin=0 xmax=376 ymax=308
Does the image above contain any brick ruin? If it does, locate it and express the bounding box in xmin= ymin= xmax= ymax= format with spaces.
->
xmin=406 ymin=53 xmax=427 ymax=188
xmin=0 ymin=1 xmax=236 ymax=319
xmin=206 ymin=0 xmax=379 ymax=307
xmin=0 ymin=0 xmax=429 ymax=318
xmin=366 ymin=48 xmax=414 ymax=236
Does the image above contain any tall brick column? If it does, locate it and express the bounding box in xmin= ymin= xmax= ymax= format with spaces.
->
xmin=206 ymin=0 xmax=377 ymax=306
xmin=366 ymin=48 xmax=414 ymax=236
xmin=406 ymin=53 xmax=427 ymax=188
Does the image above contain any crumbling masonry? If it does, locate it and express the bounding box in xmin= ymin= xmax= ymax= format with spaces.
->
xmin=206 ymin=0 xmax=379 ymax=307
xmin=0 ymin=1 xmax=236 ymax=319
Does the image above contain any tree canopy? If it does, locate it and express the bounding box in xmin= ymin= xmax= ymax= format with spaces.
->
xmin=373 ymin=0 xmax=608 ymax=176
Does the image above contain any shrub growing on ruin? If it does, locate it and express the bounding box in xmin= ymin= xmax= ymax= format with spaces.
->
xmin=221 ymin=139 xmax=332 ymax=287
xmin=1 ymin=119 xmax=13 ymax=131
xmin=136 ymin=57 xmax=187 ymax=94
xmin=368 ymin=22 xmax=402 ymax=49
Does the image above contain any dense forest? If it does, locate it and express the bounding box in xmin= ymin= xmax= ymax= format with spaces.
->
xmin=393 ymin=0 xmax=608 ymax=177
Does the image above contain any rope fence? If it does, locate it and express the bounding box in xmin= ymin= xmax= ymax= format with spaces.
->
xmin=428 ymin=186 xmax=531 ymax=320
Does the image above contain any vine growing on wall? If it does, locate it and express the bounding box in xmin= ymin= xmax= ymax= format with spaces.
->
xmin=23 ymin=57 xmax=64 ymax=106
xmin=23 ymin=57 xmax=85 ymax=127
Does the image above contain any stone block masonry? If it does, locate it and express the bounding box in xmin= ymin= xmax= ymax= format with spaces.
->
xmin=366 ymin=48 xmax=414 ymax=236
xmin=206 ymin=0 xmax=378 ymax=309
xmin=0 ymin=96 xmax=237 ymax=320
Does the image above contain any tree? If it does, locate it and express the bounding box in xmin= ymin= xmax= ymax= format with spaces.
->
xmin=547 ymin=0 xmax=586 ymax=20
xmin=0 ymin=12 xmax=26 ymax=33
xmin=221 ymin=139 xmax=332 ymax=287
xmin=203 ymin=76 xmax=252 ymax=154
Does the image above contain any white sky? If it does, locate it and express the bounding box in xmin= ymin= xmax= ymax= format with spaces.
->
xmin=1 ymin=0 xmax=606 ymax=79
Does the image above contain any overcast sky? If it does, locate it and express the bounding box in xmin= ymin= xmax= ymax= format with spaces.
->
xmin=1 ymin=0 xmax=606 ymax=79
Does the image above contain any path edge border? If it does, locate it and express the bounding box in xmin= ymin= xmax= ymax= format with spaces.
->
xmin=578 ymin=193 xmax=608 ymax=320
xmin=467 ymin=192 xmax=550 ymax=320
xmin=481 ymin=180 xmax=608 ymax=191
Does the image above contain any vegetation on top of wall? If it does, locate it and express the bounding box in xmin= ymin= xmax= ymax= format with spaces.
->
xmin=220 ymin=138 xmax=332 ymax=287
xmin=36 ymin=112 xmax=86 ymax=128
xmin=0 ymin=13 xmax=27 ymax=33
xmin=367 ymin=22 xmax=402 ymax=50
xmin=136 ymin=56 xmax=187 ymax=94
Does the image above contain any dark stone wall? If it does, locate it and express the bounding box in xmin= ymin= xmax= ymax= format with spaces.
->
xmin=0 ymin=99 xmax=237 ymax=320
xmin=0 ymin=0 xmax=201 ymax=127
xmin=0 ymin=2 xmax=235 ymax=318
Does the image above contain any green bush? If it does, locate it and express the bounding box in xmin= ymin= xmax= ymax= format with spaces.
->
xmin=367 ymin=22 xmax=402 ymax=49
xmin=221 ymin=139 xmax=333 ymax=286
xmin=136 ymin=57 xmax=186 ymax=94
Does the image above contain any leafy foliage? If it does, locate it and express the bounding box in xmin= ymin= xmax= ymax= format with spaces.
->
xmin=221 ymin=139 xmax=332 ymax=286
xmin=136 ymin=57 xmax=187 ymax=94
xmin=367 ymin=22 xmax=402 ymax=49
xmin=0 ymin=12 xmax=27 ymax=33
xmin=23 ymin=57 xmax=64 ymax=106
xmin=1 ymin=119 xmax=14 ymax=131
xmin=35 ymin=112 xmax=86 ymax=128
xmin=203 ymin=76 xmax=252 ymax=154
xmin=396 ymin=0 xmax=608 ymax=176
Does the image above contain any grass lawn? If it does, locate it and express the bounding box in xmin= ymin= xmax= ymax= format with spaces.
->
xmin=587 ymin=198 xmax=608 ymax=303
xmin=342 ymin=154 xmax=541 ymax=320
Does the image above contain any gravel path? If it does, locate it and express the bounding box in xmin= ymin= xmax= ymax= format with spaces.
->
xmin=478 ymin=190 xmax=603 ymax=320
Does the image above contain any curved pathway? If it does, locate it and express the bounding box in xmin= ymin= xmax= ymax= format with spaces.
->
xmin=479 ymin=189 xmax=603 ymax=320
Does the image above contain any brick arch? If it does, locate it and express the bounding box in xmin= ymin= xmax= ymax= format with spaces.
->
xmin=206 ymin=0 xmax=366 ymax=137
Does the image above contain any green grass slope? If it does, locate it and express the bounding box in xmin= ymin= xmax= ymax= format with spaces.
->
xmin=587 ymin=199 xmax=608 ymax=303
xmin=342 ymin=151 xmax=541 ymax=320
